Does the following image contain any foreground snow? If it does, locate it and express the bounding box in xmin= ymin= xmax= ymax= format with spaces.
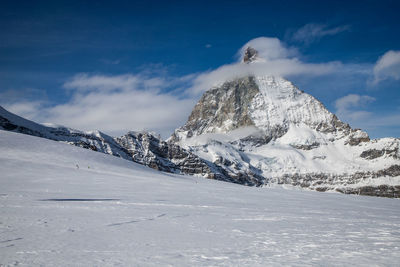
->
xmin=1 ymin=130 xmax=399 ymax=266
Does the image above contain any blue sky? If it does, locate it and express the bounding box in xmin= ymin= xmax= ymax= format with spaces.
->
xmin=1 ymin=0 xmax=399 ymax=138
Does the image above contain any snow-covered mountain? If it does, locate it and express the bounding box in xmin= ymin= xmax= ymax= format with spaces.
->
xmin=171 ymin=47 xmax=400 ymax=197
xmin=0 ymin=106 xmax=228 ymax=181
xmin=1 ymin=47 xmax=399 ymax=198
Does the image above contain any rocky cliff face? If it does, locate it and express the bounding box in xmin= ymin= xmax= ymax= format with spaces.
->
xmin=171 ymin=76 xmax=260 ymax=139
xmin=115 ymin=131 xmax=228 ymax=179
xmin=172 ymin=74 xmax=366 ymax=148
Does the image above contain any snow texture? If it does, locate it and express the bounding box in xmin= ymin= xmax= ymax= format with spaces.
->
xmin=1 ymin=130 xmax=400 ymax=266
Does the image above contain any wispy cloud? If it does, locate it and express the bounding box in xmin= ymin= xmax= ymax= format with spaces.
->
xmin=63 ymin=74 xmax=141 ymax=92
xmin=372 ymin=50 xmax=400 ymax=84
xmin=2 ymin=100 xmax=45 ymax=121
xmin=3 ymin=72 xmax=196 ymax=138
xmin=335 ymin=94 xmax=376 ymax=122
xmin=0 ymin=88 xmax=48 ymax=120
xmin=335 ymin=94 xmax=375 ymax=113
xmin=333 ymin=94 xmax=400 ymax=138
xmin=292 ymin=23 xmax=350 ymax=44
xmin=100 ymin=59 xmax=121 ymax=65
xmin=189 ymin=37 xmax=342 ymax=95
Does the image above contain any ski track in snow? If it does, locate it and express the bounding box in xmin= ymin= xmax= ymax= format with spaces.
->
xmin=1 ymin=130 xmax=400 ymax=266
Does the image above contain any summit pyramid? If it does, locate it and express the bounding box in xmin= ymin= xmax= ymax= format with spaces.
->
xmin=170 ymin=47 xmax=400 ymax=197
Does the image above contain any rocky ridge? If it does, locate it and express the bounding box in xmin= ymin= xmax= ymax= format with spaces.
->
xmin=0 ymin=106 xmax=229 ymax=180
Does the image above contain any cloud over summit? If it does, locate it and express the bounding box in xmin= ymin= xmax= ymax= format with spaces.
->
xmin=190 ymin=37 xmax=341 ymax=95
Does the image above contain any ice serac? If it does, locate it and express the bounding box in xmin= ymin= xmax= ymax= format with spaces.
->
xmin=171 ymin=48 xmax=400 ymax=197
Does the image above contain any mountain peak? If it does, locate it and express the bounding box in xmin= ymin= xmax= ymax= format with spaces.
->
xmin=171 ymin=75 xmax=351 ymax=142
xmin=242 ymin=46 xmax=258 ymax=63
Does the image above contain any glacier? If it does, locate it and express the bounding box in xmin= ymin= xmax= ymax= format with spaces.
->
xmin=1 ymin=130 xmax=400 ymax=266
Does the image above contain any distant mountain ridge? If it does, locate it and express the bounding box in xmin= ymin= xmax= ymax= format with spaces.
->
xmin=0 ymin=106 xmax=232 ymax=182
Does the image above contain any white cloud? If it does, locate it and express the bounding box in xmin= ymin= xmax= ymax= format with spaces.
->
xmin=237 ymin=37 xmax=298 ymax=60
xmin=2 ymin=101 xmax=45 ymax=121
xmin=373 ymin=50 xmax=400 ymax=84
xmin=0 ymin=88 xmax=48 ymax=121
xmin=4 ymin=73 xmax=196 ymax=138
xmin=189 ymin=37 xmax=341 ymax=95
xmin=335 ymin=94 xmax=375 ymax=111
xmin=335 ymin=94 xmax=375 ymax=122
xmin=63 ymin=74 xmax=140 ymax=92
xmin=56 ymin=74 xmax=197 ymax=138
xmin=334 ymin=94 xmax=400 ymax=137
xmin=292 ymin=23 xmax=350 ymax=44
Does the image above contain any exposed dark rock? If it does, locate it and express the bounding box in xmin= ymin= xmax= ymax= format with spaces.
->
xmin=360 ymin=149 xmax=385 ymax=159
xmin=1 ymin=116 xmax=46 ymax=138
xmin=360 ymin=148 xmax=398 ymax=160
xmin=316 ymin=114 xmax=350 ymax=134
xmin=115 ymin=132 xmax=228 ymax=179
xmin=71 ymin=141 xmax=99 ymax=152
xmin=290 ymin=142 xmax=320 ymax=150
xmin=171 ymin=76 xmax=261 ymax=141
xmin=336 ymin=185 xmax=400 ymax=198
xmin=243 ymin=47 xmax=258 ymax=63
xmin=315 ymin=187 xmax=328 ymax=192
xmin=377 ymin=165 xmax=400 ymax=177
xmin=269 ymin=167 xmax=400 ymax=198
xmin=345 ymin=131 xmax=370 ymax=146
xmin=312 ymin=155 xmax=326 ymax=160
xmin=230 ymin=134 xmax=272 ymax=150
xmin=1 ymin=122 xmax=17 ymax=131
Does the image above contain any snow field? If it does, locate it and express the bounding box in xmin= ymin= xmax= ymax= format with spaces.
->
xmin=1 ymin=130 xmax=400 ymax=266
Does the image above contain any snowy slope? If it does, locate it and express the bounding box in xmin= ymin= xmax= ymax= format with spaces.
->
xmin=0 ymin=105 xmax=131 ymax=159
xmin=1 ymin=130 xmax=400 ymax=266
xmin=0 ymin=106 xmax=225 ymax=180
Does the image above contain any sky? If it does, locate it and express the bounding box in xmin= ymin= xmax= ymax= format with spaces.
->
xmin=0 ymin=0 xmax=399 ymax=138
